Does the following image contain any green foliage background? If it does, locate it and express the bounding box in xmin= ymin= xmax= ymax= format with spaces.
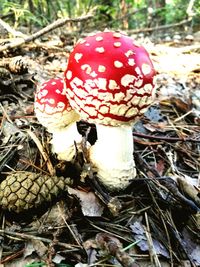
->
xmin=0 ymin=0 xmax=199 ymax=32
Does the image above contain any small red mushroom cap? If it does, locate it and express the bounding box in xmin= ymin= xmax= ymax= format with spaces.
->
xmin=35 ymin=77 xmax=80 ymax=131
xmin=64 ymin=31 xmax=156 ymax=126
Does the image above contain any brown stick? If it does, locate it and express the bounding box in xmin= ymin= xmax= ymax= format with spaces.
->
xmin=0 ymin=13 xmax=93 ymax=52
xmin=128 ymin=18 xmax=192 ymax=34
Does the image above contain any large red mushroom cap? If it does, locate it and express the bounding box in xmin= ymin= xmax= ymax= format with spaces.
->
xmin=35 ymin=77 xmax=80 ymax=132
xmin=64 ymin=31 xmax=156 ymax=126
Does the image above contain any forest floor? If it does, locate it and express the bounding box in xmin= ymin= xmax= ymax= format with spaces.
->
xmin=0 ymin=23 xmax=200 ymax=267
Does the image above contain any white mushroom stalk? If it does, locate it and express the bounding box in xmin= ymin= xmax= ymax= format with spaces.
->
xmin=34 ymin=77 xmax=82 ymax=161
xmin=50 ymin=121 xmax=82 ymax=161
xmin=64 ymin=30 xmax=156 ymax=190
xmin=90 ymin=124 xmax=136 ymax=189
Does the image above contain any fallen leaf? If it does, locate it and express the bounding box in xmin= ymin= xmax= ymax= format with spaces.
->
xmin=68 ymin=188 xmax=104 ymax=216
xmin=130 ymin=221 xmax=170 ymax=259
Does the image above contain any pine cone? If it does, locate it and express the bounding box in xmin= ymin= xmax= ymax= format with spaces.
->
xmin=0 ymin=172 xmax=70 ymax=213
xmin=9 ymin=56 xmax=28 ymax=74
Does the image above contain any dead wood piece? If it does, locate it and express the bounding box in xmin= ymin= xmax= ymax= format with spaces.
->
xmin=0 ymin=14 xmax=93 ymax=53
xmin=96 ymin=232 xmax=140 ymax=267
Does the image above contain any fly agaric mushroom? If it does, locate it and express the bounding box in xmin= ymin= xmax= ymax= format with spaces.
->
xmin=34 ymin=77 xmax=82 ymax=161
xmin=64 ymin=31 xmax=156 ymax=190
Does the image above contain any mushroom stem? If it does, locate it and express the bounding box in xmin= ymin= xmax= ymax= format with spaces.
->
xmin=89 ymin=124 xmax=136 ymax=190
xmin=51 ymin=122 xmax=82 ymax=161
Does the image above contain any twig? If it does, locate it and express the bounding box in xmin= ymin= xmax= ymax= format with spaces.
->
xmin=0 ymin=216 xmax=5 ymax=264
xmin=0 ymin=248 xmax=25 ymax=264
xmin=144 ymin=212 xmax=161 ymax=267
xmin=132 ymin=132 xmax=200 ymax=143
xmin=27 ymin=129 xmax=55 ymax=176
xmin=57 ymin=204 xmax=83 ymax=248
xmin=0 ymin=14 xmax=93 ymax=52
xmin=0 ymin=229 xmax=80 ymax=250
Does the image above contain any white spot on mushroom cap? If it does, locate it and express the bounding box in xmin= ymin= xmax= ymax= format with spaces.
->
xmin=130 ymin=95 xmax=141 ymax=106
xmin=90 ymin=71 xmax=98 ymax=78
xmin=134 ymin=78 xmax=143 ymax=88
xmin=88 ymin=99 xmax=101 ymax=109
xmin=72 ymin=77 xmax=84 ymax=87
xmin=137 ymin=95 xmax=148 ymax=108
xmin=95 ymin=47 xmax=105 ymax=53
xmin=108 ymin=80 xmax=119 ymax=90
xmin=128 ymin=58 xmax=135 ymax=66
xmin=73 ymin=95 xmax=85 ymax=109
xmin=125 ymin=50 xmax=135 ymax=57
xmin=98 ymin=113 xmax=104 ymax=120
xmin=96 ymin=78 xmax=107 ymax=90
xmin=98 ymin=65 xmax=106 ymax=72
xmin=121 ymin=74 xmax=136 ymax=87
xmin=78 ymin=39 xmax=86 ymax=44
xmin=114 ymin=42 xmax=121 ymax=47
xmin=137 ymin=83 xmax=153 ymax=95
xmin=69 ymin=78 xmax=88 ymax=98
xmin=37 ymin=89 xmax=48 ymax=100
xmin=114 ymin=92 xmax=126 ymax=101
xmin=85 ymin=79 xmax=96 ymax=90
xmin=113 ymin=32 xmax=121 ymax=38
xmin=51 ymin=81 xmax=57 ymax=85
xmin=74 ymin=53 xmax=83 ymax=63
xmin=83 ymin=105 xmax=98 ymax=117
xmin=55 ymin=89 xmax=62 ymax=94
xmin=110 ymin=103 xmax=128 ymax=116
xmin=66 ymin=70 xmax=72 ymax=80
xmin=81 ymin=64 xmax=92 ymax=74
xmin=99 ymin=105 xmax=109 ymax=114
xmin=96 ymin=36 xmax=103 ymax=41
xmin=137 ymin=87 xmax=145 ymax=95
xmin=135 ymin=66 xmax=141 ymax=75
xmin=125 ymin=107 xmax=139 ymax=117
xmin=142 ymin=63 xmax=151 ymax=75
xmin=143 ymin=83 xmax=153 ymax=92
xmin=114 ymin=61 xmax=123 ymax=68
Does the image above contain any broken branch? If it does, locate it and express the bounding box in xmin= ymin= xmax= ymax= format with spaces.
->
xmin=0 ymin=13 xmax=93 ymax=52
